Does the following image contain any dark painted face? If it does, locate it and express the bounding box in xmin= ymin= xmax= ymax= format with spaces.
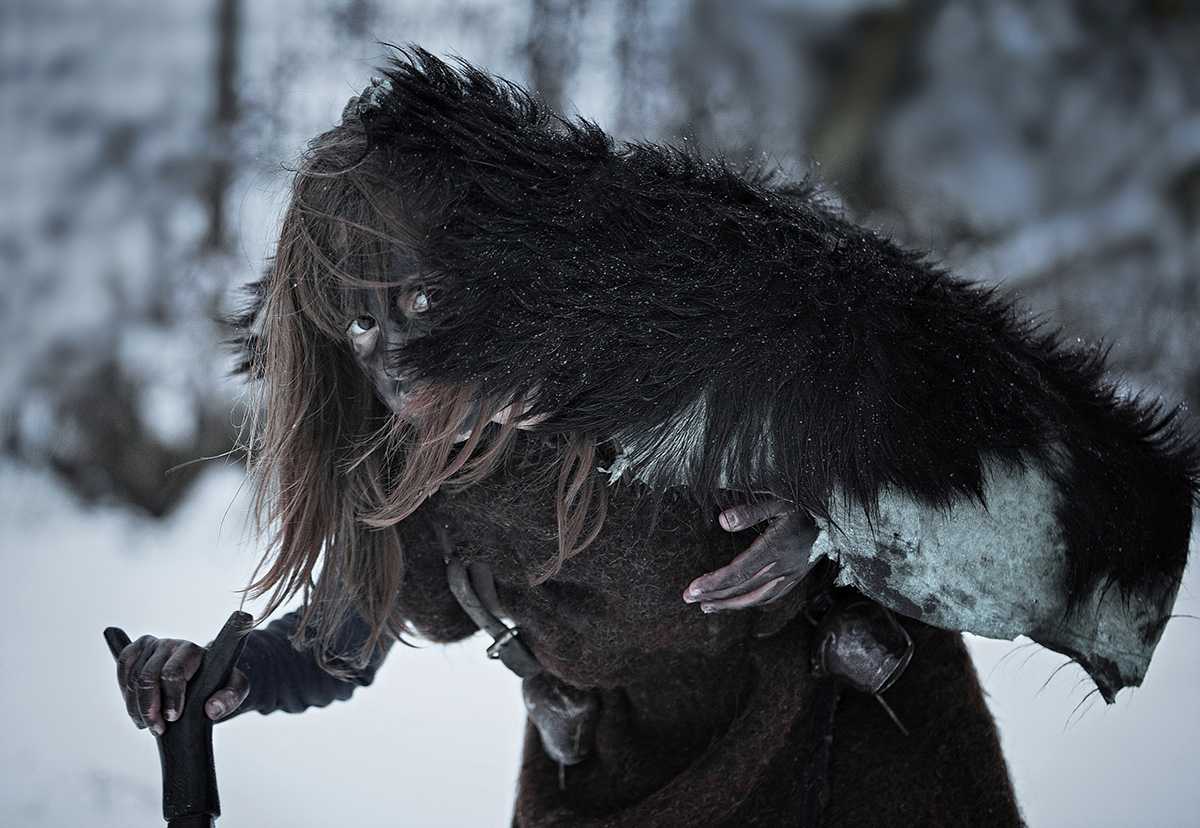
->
xmin=345 ymin=285 xmax=432 ymax=417
xmin=343 ymin=280 xmax=547 ymax=435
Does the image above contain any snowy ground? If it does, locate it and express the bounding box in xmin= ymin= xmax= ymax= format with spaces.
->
xmin=1 ymin=461 xmax=1196 ymax=827
xmin=4 ymin=1 xmax=1197 ymax=824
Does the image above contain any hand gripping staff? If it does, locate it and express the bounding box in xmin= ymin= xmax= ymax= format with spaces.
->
xmin=104 ymin=611 xmax=254 ymax=828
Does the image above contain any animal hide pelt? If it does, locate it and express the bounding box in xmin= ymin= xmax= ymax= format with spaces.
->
xmin=327 ymin=48 xmax=1199 ymax=702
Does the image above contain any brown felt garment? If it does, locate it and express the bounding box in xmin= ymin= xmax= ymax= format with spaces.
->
xmin=391 ymin=433 xmax=1021 ymax=827
xmin=232 ymin=50 xmax=1192 ymax=826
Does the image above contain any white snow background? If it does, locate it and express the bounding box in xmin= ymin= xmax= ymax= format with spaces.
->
xmin=1 ymin=460 xmax=1197 ymax=827
xmin=3 ymin=0 xmax=1199 ymax=825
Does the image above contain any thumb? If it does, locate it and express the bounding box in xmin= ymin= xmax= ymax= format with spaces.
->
xmin=205 ymin=667 xmax=250 ymax=721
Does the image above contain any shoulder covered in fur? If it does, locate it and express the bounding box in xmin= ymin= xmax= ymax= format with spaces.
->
xmin=358 ymin=46 xmax=1196 ymax=591
xmin=249 ymin=47 xmax=1199 ymax=697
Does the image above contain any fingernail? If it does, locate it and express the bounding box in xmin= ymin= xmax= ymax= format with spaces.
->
xmin=720 ymin=514 xmax=737 ymax=531
xmin=684 ymin=585 xmax=702 ymax=602
xmin=153 ymin=722 xmax=165 ymax=736
xmin=208 ymin=701 xmax=225 ymax=719
xmin=164 ymin=708 xmax=177 ymax=722
xmin=701 ymin=603 xmax=715 ymax=614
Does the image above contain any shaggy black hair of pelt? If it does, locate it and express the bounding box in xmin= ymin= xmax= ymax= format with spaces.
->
xmin=245 ymin=47 xmax=1199 ymax=612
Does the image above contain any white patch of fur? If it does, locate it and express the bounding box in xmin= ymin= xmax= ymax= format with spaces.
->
xmin=811 ymin=453 xmax=1176 ymax=692
xmin=812 ymin=457 xmax=1066 ymax=636
xmin=600 ymin=407 xmax=1177 ymax=695
xmin=603 ymin=394 xmax=711 ymax=484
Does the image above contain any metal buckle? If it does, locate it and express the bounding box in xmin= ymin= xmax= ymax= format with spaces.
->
xmin=487 ymin=627 xmax=521 ymax=659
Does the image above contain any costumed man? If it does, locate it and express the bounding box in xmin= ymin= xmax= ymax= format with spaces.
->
xmin=113 ymin=50 xmax=1198 ymax=827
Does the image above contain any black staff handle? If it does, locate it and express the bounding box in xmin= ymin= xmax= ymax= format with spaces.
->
xmin=104 ymin=611 xmax=254 ymax=828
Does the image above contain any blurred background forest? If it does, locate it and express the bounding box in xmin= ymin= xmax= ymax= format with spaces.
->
xmin=6 ymin=0 xmax=1199 ymax=514
xmin=3 ymin=1 xmax=1198 ymax=826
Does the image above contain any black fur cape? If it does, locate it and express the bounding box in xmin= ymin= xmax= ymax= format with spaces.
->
xmin=335 ymin=48 xmax=1197 ymax=685
xmin=231 ymin=48 xmax=1200 ymax=826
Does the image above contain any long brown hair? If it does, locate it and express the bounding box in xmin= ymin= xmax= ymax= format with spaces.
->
xmin=241 ymin=120 xmax=606 ymax=669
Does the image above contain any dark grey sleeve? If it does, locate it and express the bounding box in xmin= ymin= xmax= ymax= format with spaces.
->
xmin=227 ymin=607 xmax=389 ymax=718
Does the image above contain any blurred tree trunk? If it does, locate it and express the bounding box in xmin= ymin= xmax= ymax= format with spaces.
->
xmin=808 ymin=5 xmax=915 ymax=212
xmin=331 ymin=0 xmax=377 ymax=39
xmin=669 ymin=0 xmax=763 ymax=164
xmin=614 ymin=0 xmax=648 ymax=137
xmin=671 ymin=0 xmax=720 ymax=152
xmin=204 ymin=0 xmax=240 ymax=253
xmin=527 ymin=0 xmax=586 ymax=113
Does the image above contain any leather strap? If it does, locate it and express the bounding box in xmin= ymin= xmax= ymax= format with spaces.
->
xmin=446 ymin=555 xmax=543 ymax=678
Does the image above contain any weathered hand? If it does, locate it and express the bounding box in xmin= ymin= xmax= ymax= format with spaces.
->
xmin=683 ymin=499 xmax=820 ymax=613
xmin=114 ymin=635 xmax=250 ymax=734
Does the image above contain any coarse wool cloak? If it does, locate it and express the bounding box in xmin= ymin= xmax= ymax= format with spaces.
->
xmin=387 ymin=432 xmax=1022 ymax=827
xmin=235 ymin=48 xmax=1198 ymax=827
xmin=334 ymin=50 xmax=1194 ymax=707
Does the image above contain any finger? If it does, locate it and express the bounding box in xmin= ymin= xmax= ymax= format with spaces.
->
xmin=103 ymin=627 xmax=132 ymax=661
xmin=700 ymin=576 xmax=788 ymax=613
xmin=760 ymin=574 xmax=805 ymax=606
xmin=160 ymin=642 xmax=204 ymax=722
xmin=115 ymin=637 xmax=145 ymax=704
xmin=136 ymin=644 xmax=173 ymax=735
xmin=687 ymin=556 xmax=780 ymax=603
xmin=685 ymin=517 xmax=798 ymax=601
xmin=718 ymin=499 xmax=791 ymax=532
xmin=118 ymin=636 xmax=154 ymax=728
xmin=205 ymin=668 xmax=250 ymax=721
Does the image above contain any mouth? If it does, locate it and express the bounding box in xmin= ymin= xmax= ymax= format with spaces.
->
xmin=374 ymin=374 xmax=548 ymax=442
xmin=374 ymin=375 xmax=480 ymax=442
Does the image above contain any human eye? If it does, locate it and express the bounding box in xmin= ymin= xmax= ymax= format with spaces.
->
xmin=347 ymin=315 xmax=377 ymax=337
xmin=397 ymin=288 xmax=431 ymax=316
